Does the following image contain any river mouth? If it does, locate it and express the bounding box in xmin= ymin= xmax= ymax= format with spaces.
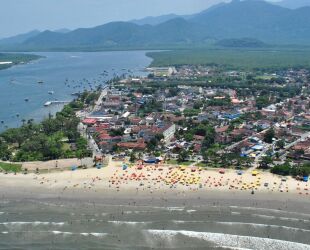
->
xmin=0 ymin=51 xmax=152 ymax=131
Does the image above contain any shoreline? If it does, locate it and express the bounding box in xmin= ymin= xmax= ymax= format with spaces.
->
xmin=0 ymin=52 xmax=42 ymax=71
xmin=1 ymin=184 xmax=310 ymax=214
xmin=1 ymin=162 xmax=310 ymax=213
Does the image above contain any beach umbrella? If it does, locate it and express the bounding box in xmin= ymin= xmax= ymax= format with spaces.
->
xmin=251 ymin=170 xmax=258 ymax=176
xmin=219 ymin=169 xmax=225 ymax=174
xmin=237 ymin=170 xmax=243 ymax=175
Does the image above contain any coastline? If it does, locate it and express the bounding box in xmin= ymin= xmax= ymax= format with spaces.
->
xmin=1 ymin=161 xmax=309 ymax=214
xmin=0 ymin=52 xmax=42 ymax=71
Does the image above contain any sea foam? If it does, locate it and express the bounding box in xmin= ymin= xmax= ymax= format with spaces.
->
xmin=146 ymin=230 xmax=310 ymax=250
xmin=108 ymin=221 xmax=150 ymax=225
xmin=0 ymin=221 xmax=65 ymax=226
xmin=216 ymin=222 xmax=310 ymax=233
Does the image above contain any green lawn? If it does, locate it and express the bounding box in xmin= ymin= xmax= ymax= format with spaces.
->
xmin=196 ymin=162 xmax=208 ymax=168
xmin=0 ymin=162 xmax=22 ymax=172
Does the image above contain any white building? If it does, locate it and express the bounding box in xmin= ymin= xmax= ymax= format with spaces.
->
xmin=163 ymin=124 xmax=176 ymax=143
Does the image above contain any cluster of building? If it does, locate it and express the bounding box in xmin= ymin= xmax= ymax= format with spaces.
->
xmin=80 ymin=65 xmax=310 ymax=167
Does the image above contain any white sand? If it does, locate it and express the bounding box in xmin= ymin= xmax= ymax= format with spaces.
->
xmin=1 ymin=160 xmax=309 ymax=199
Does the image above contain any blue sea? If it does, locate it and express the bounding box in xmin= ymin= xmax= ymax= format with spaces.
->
xmin=0 ymin=51 xmax=152 ymax=131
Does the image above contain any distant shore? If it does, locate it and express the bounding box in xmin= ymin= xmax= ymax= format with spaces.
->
xmin=0 ymin=52 xmax=41 ymax=71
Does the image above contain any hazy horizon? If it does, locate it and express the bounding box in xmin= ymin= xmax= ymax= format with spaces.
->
xmin=0 ymin=0 xmax=282 ymax=39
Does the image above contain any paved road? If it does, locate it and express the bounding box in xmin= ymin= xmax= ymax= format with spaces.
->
xmin=78 ymin=122 xmax=101 ymax=157
xmin=77 ymin=87 xmax=110 ymax=158
xmin=93 ymin=87 xmax=108 ymax=112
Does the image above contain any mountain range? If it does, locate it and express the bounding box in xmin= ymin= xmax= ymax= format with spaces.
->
xmin=1 ymin=0 xmax=310 ymax=51
xmin=275 ymin=0 xmax=310 ymax=9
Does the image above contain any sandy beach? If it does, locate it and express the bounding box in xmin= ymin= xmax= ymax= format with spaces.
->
xmin=1 ymin=161 xmax=310 ymax=250
xmin=1 ymin=160 xmax=310 ymax=212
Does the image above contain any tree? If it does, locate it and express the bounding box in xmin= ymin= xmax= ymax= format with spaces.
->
xmin=275 ymin=139 xmax=285 ymax=149
xmin=259 ymin=156 xmax=273 ymax=169
xmin=264 ymin=128 xmax=275 ymax=144
xmin=271 ymin=163 xmax=291 ymax=176
xmin=76 ymin=149 xmax=88 ymax=167
xmin=129 ymin=152 xmax=137 ymax=163
xmin=291 ymin=163 xmax=310 ymax=177
xmin=256 ymin=96 xmax=270 ymax=110
xmin=178 ymin=149 xmax=189 ymax=163
xmin=147 ymin=138 xmax=158 ymax=152
xmin=0 ymin=139 xmax=10 ymax=160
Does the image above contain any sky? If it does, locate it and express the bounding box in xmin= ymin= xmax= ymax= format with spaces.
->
xmin=0 ymin=0 xmax=280 ymax=38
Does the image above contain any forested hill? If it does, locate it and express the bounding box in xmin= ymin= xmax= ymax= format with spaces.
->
xmin=1 ymin=0 xmax=310 ymax=51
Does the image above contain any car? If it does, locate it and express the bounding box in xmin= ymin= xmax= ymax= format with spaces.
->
xmin=264 ymin=183 xmax=269 ymax=187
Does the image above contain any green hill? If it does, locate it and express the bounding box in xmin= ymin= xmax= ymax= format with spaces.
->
xmin=1 ymin=0 xmax=310 ymax=51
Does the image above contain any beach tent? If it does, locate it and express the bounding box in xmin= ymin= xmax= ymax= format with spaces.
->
xmin=71 ymin=165 xmax=77 ymax=171
xmin=303 ymin=176 xmax=309 ymax=182
xmin=122 ymin=164 xmax=128 ymax=171
xmin=144 ymin=158 xmax=158 ymax=164
xmin=96 ymin=163 xmax=103 ymax=169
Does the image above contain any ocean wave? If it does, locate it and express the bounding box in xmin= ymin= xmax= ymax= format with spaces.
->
xmin=166 ymin=207 xmax=185 ymax=211
xmin=52 ymin=231 xmax=72 ymax=235
xmin=231 ymin=212 xmax=241 ymax=215
xmin=53 ymin=231 xmax=106 ymax=237
xmin=1 ymin=230 xmax=107 ymax=237
xmin=186 ymin=210 xmax=196 ymax=213
xmin=230 ymin=206 xmax=310 ymax=218
xmin=146 ymin=230 xmax=310 ymax=250
xmin=81 ymin=232 xmax=107 ymax=237
xmin=108 ymin=221 xmax=150 ymax=225
xmin=217 ymin=246 xmax=253 ymax=250
xmin=172 ymin=220 xmax=202 ymax=224
xmin=251 ymin=214 xmax=276 ymax=220
xmin=172 ymin=220 xmax=310 ymax=232
xmin=216 ymin=222 xmax=310 ymax=233
xmin=278 ymin=216 xmax=310 ymax=223
xmin=252 ymin=214 xmax=310 ymax=223
xmin=0 ymin=221 xmax=65 ymax=226
xmin=33 ymin=201 xmax=67 ymax=207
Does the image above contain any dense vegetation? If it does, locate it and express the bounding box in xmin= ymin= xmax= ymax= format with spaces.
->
xmin=147 ymin=48 xmax=310 ymax=70
xmin=0 ymin=92 xmax=98 ymax=162
xmin=271 ymin=163 xmax=310 ymax=177
xmin=216 ymin=38 xmax=267 ymax=48
xmin=0 ymin=53 xmax=41 ymax=70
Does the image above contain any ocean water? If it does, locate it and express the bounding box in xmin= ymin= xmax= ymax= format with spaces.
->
xmin=0 ymin=51 xmax=152 ymax=131
xmin=0 ymin=199 xmax=309 ymax=250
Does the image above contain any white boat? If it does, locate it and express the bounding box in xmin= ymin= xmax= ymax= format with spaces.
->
xmin=44 ymin=101 xmax=52 ymax=107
